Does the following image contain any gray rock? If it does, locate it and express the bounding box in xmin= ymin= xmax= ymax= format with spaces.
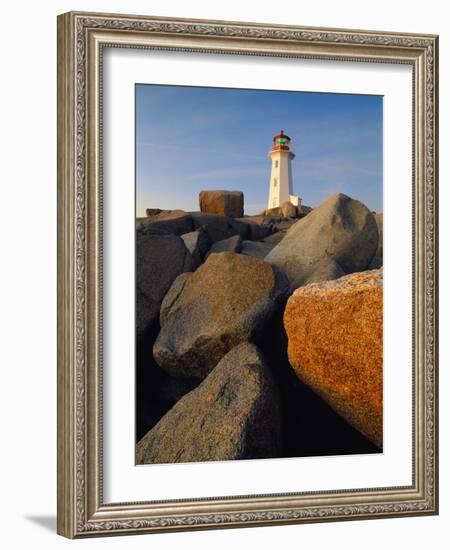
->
xmin=368 ymin=256 xmax=383 ymax=269
xmin=266 ymin=193 xmax=378 ymax=287
xmin=247 ymin=222 xmax=273 ymax=241
xmin=238 ymin=215 xmax=273 ymax=226
xmin=154 ymin=252 xmax=289 ymax=379
xmin=160 ymin=272 xmax=193 ymax=327
xmin=263 ymin=206 xmax=284 ymax=217
xmin=136 ymin=232 xmax=193 ymax=339
xmin=189 ymin=212 xmax=249 ymax=242
xmin=199 ymin=190 xmax=244 ymax=218
xmin=264 ymin=231 xmax=286 ymax=245
xmin=137 ymin=210 xmax=193 ymax=236
xmin=281 ymin=201 xmax=297 ymax=218
xmin=289 ymin=256 xmax=346 ymax=290
xmin=241 ymin=240 xmax=275 ymax=260
xmin=136 ymin=343 xmax=282 ymax=464
xmin=145 ymin=208 xmax=163 ymax=217
xmin=271 ymin=219 xmax=297 ymax=233
xmin=374 ymin=213 xmax=383 ymax=257
xmin=361 ymin=212 xmax=382 ymax=267
xmin=181 ymin=228 xmax=210 ymax=268
xmin=297 ymin=205 xmax=313 ymax=218
xmin=136 ymin=287 xmax=159 ymax=341
xmin=206 ymin=235 xmax=242 ymax=257
xmin=238 ymin=215 xmax=275 ymax=239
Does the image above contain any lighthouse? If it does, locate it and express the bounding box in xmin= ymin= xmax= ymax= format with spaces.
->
xmin=267 ymin=130 xmax=301 ymax=209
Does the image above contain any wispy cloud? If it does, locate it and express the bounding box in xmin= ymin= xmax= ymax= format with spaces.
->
xmin=137 ymin=141 xmax=263 ymax=162
xmin=299 ymin=154 xmax=381 ymax=180
xmin=185 ymin=166 xmax=265 ymax=181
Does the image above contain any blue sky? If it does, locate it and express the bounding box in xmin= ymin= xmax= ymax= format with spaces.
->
xmin=136 ymin=84 xmax=382 ymax=216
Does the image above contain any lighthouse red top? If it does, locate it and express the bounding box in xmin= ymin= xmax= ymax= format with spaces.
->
xmin=271 ymin=130 xmax=291 ymax=152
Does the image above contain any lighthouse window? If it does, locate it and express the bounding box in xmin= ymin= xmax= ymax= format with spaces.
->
xmin=275 ymin=160 xmax=278 ymax=168
xmin=273 ymin=178 xmax=278 ymax=187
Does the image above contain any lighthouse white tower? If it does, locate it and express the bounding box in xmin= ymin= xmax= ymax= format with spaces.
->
xmin=267 ymin=130 xmax=301 ymax=209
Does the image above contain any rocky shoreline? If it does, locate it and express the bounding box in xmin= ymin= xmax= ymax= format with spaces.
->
xmin=136 ymin=191 xmax=383 ymax=463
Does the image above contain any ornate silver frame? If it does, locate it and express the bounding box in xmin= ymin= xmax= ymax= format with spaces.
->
xmin=57 ymin=11 xmax=439 ymax=538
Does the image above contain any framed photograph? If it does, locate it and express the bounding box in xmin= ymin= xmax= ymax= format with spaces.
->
xmin=57 ymin=11 xmax=439 ymax=538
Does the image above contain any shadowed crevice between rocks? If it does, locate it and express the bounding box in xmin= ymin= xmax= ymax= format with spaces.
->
xmin=254 ymin=301 xmax=379 ymax=458
xmin=136 ymin=320 xmax=199 ymax=443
